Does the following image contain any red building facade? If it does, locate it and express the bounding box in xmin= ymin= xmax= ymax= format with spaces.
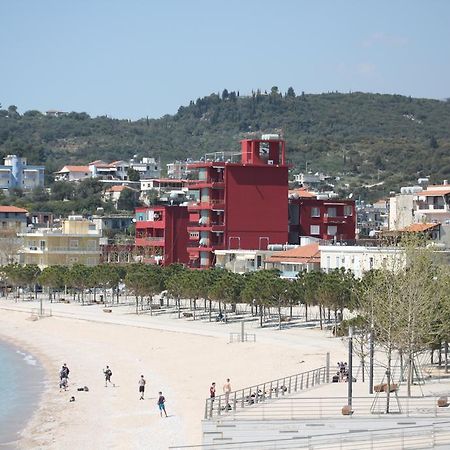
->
xmin=135 ymin=205 xmax=189 ymax=265
xmin=289 ymin=196 xmax=356 ymax=243
xmin=187 ymin=138 xmax=289 ymax=268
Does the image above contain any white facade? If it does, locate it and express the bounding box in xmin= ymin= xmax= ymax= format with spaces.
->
xmin=214 ymin=249 xmax=275 ymax=273
xmin=167 ymin=161 xmax=190 ymax=179
xmin=319 ymin=245 xmax=404 ymax=278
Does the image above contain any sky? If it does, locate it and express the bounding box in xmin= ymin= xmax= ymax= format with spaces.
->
xmin=1 ymin=0 xmax=449 ymax=120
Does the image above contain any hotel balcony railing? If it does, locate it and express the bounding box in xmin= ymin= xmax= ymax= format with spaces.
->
xmin=188 ymin=199 xmax=225 ymax=210
xmin=323 ymin=214 xmax=350 ymax=223
xmin=135 ymin=236 xmax=165 ymax=246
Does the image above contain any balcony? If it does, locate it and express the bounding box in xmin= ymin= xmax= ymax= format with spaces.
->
xmin=135 ymin=219 xmax=165 ymax=229
xmin=187 ymin=221 xmax=225 ymax=232
xmin=135 ymin=236 xmax=165 ymax=246
xmin=188 ymin=180 xmax=225 ymax=190
xmin=187 ymin=199 xmax=225 ymax=211
xmin=323 ymin=214 xmax=349 ymax=224
xmin=20 ymin=246 xmax=100 ymax=254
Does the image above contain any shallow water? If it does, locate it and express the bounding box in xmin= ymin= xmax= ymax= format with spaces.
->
xmin=0 ymin=340 xmax=45 ymax=449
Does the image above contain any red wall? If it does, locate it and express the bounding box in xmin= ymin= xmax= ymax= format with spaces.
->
xmin=225 ymin=165 xmax=288 ymax=249
xmin=290 ymin=198 xmax=356 ymax=241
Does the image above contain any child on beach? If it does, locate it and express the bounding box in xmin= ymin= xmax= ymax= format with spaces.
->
xmin=103 ymin=365 xmax=114 ymax=387
xmin=157 ymin=391 xmax=168 ymax=417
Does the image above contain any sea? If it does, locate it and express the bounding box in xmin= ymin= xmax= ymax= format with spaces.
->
xmin=0 ymin=340 xmax=45 ymax=449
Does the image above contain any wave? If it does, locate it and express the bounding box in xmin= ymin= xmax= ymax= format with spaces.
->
xmin=16 ymin=350 xmax=37 ymax=366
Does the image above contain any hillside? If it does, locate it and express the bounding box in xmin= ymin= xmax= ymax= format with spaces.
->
xmin=1 ymin=90 xmax=450 ymax=199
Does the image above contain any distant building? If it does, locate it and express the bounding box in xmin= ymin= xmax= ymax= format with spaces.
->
xmin=28 ymin=212 xmax=55 ymax=229
xmin=54 ymin=156 xmax=161 ymax=183
xmin=288 ymin=191 xmax=356 ymax=243
xmin=19 ymin=216 xmax=101 ymax=268
xmin=167 ymin=161 xmax=191 ymax=179
xmin=0 ymin=155 xmax=45 ymax=192
xmin=389 ymin=182 xmax=450 ymax=230
xmin=54 ymin=165 xmax=91 ymax=182
xmin=0 ymin=206 xmax=28 ymax=265
xmin=265 ymin=243 xmax=321 ymax=278
xmin=357 ymin=199 xmax=389 ymax=237
xmin=319 ymin=244 xmax=404 ymax=278
xmin=102 ymin=185 xmax=140 ymax=209
xmin=214 ymin=249 xmax=275 ymax=273
xmin=135 ymin=206 xmax=189 ymax=265
xmin=91 ymin=214 xmax=134 ymax=237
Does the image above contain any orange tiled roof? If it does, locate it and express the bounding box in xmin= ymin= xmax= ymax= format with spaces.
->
xmin=265 ymin=243 xmax=320 ymax=264
xmin=56 ymin=165 xmax=90 ymax=173
xmin=289 ymin=188 xmax=317 ymax=198
xmin=106 ymin=185 xmax=138 ymax=193
xmin=419 ymin=188 xmax=450 ymax=197
xmin=0 ymin=205 xmax=28 ymax=213
xmin=400 ymin=223 xmax=440 ymax=233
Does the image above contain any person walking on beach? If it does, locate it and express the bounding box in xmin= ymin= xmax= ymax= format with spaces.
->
xmin=103 ymin=365 xmax=114 ymax=387
xmin=138 ymin=375 xmax=146 ymax=400
xmin=210 ymin=382 xmax=216 ymax=400
xmin=60 ymin=363 xmax=70 ymax=380
xmin=223 ymin=378 xmax=232 ymax=409
xmin=157 ymin=391 xmax=168 ymax=417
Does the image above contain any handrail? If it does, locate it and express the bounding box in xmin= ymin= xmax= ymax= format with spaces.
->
xmin=204 ymin=366 xmax=328 ymax=419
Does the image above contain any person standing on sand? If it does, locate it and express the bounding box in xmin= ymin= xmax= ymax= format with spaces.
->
xmin=157 ymin=391 xmax=168 ymax=417
xmin=138 ymin=375 xmax=146 ymax=400
xmin=223 ymin=378 xmax=232 ymax=408
xmin=103 ymin=365 xmax=114 ymax=387
xmin=210 ymin=382 xmax=216 ymax=400
xmin=60 ymin=363 xmax=70 ymax=380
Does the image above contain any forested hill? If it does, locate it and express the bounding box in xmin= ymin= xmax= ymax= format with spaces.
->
xmin=1 ymin=90 xmax=450 ymax=196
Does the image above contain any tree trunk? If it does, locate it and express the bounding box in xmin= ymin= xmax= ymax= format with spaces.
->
xmin=305 ymin=303 xmax=308 ymax=322
xmin=259 ymin=303 xmax=263 ymax=327
xmin=406 ymin=352 xmax=413 ymax=397
xmin=193 ymin=299 xmax=196 ymax=320
xmin=386 ymin=348 xmax=392 ymax=414
xmin=209 ymin=299 xmax=212 ymax=322
xmin=177 ymin=296 xmax=181 ymax=318
xmin=278 ymin=303 xmax=282 ymax=330
xmin=319 ymin=304 xmax=323 ymax=330
xmin=135 ymin=296 xmax=139 ymax=314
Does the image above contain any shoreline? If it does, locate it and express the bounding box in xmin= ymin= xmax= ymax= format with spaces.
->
xmin=0 ymin=302 xmax=347 ymax=449
xmin=0 ymin=336 xmax=49 ymax=449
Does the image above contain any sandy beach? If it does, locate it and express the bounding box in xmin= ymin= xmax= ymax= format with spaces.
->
xmin=0 ymin=300 xmax=347 ymax=449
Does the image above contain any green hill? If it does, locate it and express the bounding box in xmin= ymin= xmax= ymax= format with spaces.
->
xmin=1 ymin=89 xmax=450 ymax=199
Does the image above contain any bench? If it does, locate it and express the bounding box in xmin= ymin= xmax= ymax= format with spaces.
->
xmin=183 ymin=312 xmax=193 ymax=318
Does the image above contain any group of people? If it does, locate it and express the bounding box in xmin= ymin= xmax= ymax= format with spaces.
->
xmin=58 ymin=363 xmax=168 ymax=417
xmin=333 ymin=361 xmax=351 ymax=382
xmin=209 ymin=378 xmax=232 ymax=409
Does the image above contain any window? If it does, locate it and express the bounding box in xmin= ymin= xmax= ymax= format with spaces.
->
xmin=40 ymin=241 xmax=46 ymax=250
xmin=311 ymin=207 xmax=320 ymax=218
xmin=69 ymin=239 xmax=79 ymax=249
xmin=256 ymin=255 xmax=262 ymax=268
xmin=87 ymin=240 xmax=97 ymax=250
xmin=344 ymin=205 xmax=353 ymax=216
xmin=336 ymin=256 xmax=340 ymax=267
xmin=310 ymin=225 xmax=320 ymax=235
xmin=68 ymin=256 xmax=79 ymax=263
xmin=327 ymin=225 xmax=337 ymax=236
xmin=327 ymin=207 xmax=337 ymax=217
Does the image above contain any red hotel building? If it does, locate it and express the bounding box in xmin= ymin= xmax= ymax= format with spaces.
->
xmin=135 ymin=205 xmax=189 ymax=265
xmin=186 ymin=137 xmax=289 ymax=268
xmin=288 ymin=192 xmax=356 ymax=243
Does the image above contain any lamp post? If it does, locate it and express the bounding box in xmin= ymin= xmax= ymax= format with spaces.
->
xmin=369 ymin=324 xmax=374 ymax=394
xmin=348 ymin=326 xmax=353 ymax=407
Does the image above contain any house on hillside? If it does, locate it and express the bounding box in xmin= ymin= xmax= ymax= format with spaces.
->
xmin=103 ymin=185 xmax=140 ymax=208
xmin=0 ymin=155 xmax=45 ymax=192
xmin=54 ymin=165 xmax=91 ymax=182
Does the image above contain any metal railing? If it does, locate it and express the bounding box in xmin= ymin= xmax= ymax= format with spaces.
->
xmin=214 ymin=395 xmax=450 ymax=420
xmin=204 ymin=366 xmax=328 ymax=420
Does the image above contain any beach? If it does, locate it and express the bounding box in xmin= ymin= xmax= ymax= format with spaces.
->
xmin=0 ymin=301 xmax=347 ymax=449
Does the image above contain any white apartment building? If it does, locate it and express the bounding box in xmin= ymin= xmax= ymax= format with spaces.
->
xmin=319 ymin=244 xmax=404 ymax=278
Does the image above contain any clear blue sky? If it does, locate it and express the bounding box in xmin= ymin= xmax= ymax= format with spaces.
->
xmin=1 ymin=0 xmax=449 ymax=120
